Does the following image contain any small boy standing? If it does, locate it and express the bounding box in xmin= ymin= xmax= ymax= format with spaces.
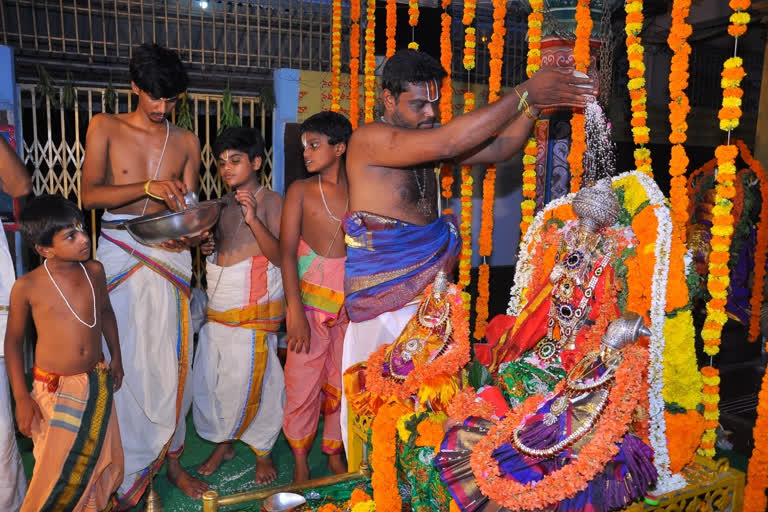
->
xmin=6 ymin=195 xmax=124 ymax=511
xmin=192 ymin=127 xmax=286 ymax=485
xmin=280 ymin=111 xmax=352 ymax=482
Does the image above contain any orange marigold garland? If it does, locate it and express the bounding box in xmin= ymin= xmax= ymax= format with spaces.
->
xmin=625 ymin=0 xmax=652 ymax=176
xmin=458 ymin=90 xmax=474 ymax=306
xmin=364 ymin=0 xmax=376 ymax=123
xmin=330 ymin=0 xmax=342 ymax=112
xmin=408 ymin=0 xmax=419 ymax=50
xmin=567 ymin=0 xmax=591 ymax=192
xmin=473 ymin=0 xmax=507 ymax=339
xmin=520 ymin=0 xmax=543 ymax=236
xmin=349 ymin=0 xmax=361 ymax=128
xmin=371 ymin=402 xmax=411 ymax=511
xmin=735 ymin=140 xmax=768 ymax=342
xmin=746 ymin=341 xmax=768 ymax=510
xmin=666 ymin=0 xmax=692 ymax=243
xmin=385 ymin=0 xmax=397 ymax=58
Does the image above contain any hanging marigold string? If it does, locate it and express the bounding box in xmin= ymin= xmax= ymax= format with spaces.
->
xmin=330 ymin=0 xmax=343 ymax=112
xmin=567 ymin=0 xmax=591 ymax=192
xmin=734 ymin=140 xmax=768 ymax=342
xmin=700 ymin=0 xmax=750 ymax=458
xmin=473 ymin=0 xmax=507 ymax=339
xmin=459 ymin=93 xmax=474 ymax=309
xmin=364 ymin=0 xmax=377 ymax=123
xmin=349 ymin=0 xmax=361 ymax=128
xmin=666 ymin=0 xmax=691 ymax=242
xmin=408 ymin=0 xmax=419 ymax=49
xmin=462 ymin=0 xmax=477 ymax=71
xmin=386 ymin=0 xmax=397 ymax=58
xmin=625 ymin=0 xmax=652 ymax=176
xmin=439 ymin=0 xmax=454 ymax=204
xmin=520 ymin=0 xmax=543 ymax=236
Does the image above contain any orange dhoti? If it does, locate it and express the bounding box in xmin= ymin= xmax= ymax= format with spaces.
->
xmin=283 ymin=239 xmax=347 ymax=455
xmin=22 ymin=364 xmax=123 ymax=512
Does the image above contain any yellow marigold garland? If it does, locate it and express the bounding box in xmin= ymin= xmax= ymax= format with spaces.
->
xmin=439 ymin=0 xmax=454 ymax=203
xmin=459 ymin=96 xmax=474 ymax=307
xmin=349 ymin=0 xmax=361 ymax=128
xmin=667 ymin=0 xmax=692 ymax=242
xmin=408 ymin=0 xmax=419 ymax=50
xmin=700 ymin=1 xmax=750 ymax=456
xmin=386 ymin=0 xmax=397 ymax=58
xmin=728 ymin=0 xmax=751 ymax=38
xmin=625 ymin=0 xmax=652 ymax=176
xmin=364 ymin=0 xmax=376 ymax=123
xmin=567 ymin=0 xmax=591 ymax=192
xmin=520 ymin=0 xmax=543 ymax=236
xmin=462 ymin=0 xmax=477 ymax=71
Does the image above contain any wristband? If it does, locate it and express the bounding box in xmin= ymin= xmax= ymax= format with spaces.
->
xmin=144 ymin=180 xmax=164 ymax=201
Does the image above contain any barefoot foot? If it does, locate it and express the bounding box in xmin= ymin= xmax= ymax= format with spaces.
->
xmin=198 ymin=442 xmax=236 ymax=476
xmin=167 ymin=456 xmax=209 ymax=499
xmin=254 ymin=454 xmax=278 ymax=485
xmin=292 ymin=454 xmax=311 ymax=483
xmin=327 ymin=453 xmax=347 ymax=475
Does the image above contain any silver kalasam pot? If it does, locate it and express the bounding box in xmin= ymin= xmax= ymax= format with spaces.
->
xmin=122 ymin=199 xmax=223 ymax=246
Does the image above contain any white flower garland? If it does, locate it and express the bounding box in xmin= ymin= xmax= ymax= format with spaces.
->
xmin=507 ymin=194 xmax=575 ymax=316
xmin=507 ymin=172 xmax=685 ymax=493
xmin=612 ymin=171 xmax=686 ymax=493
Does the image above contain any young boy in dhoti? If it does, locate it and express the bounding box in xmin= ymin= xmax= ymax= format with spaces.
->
xmin=280 ymin=111 xmax=352 ymax=482
xmin=192 ymin=127 xmax=286 ymax=485
xmin=6 ymin=195 xmax=124 ymax=511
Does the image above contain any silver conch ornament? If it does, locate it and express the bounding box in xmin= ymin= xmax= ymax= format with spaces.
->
xmin=572 ymin=179 xmax=621 ymax=232
xmin=601 ymin=314 xmax=652 ymax=354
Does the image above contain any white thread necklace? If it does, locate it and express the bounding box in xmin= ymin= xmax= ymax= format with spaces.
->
xmin=318 ymin=174 xmax=348 ymax=223
xmin=44 ymin=260 xmax=97 ymax=328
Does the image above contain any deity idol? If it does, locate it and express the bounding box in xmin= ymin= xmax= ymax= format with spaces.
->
xmin=435 ymin=315 xmax=657 ymax=512
xmin=474 ymin=179 xmax=627 ymax=407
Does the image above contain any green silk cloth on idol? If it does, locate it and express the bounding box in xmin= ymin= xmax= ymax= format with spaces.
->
xmin=496 ymin=350 xmax=567 ymax=407
xmin=397 ymin=440 xmax=453 ymax=511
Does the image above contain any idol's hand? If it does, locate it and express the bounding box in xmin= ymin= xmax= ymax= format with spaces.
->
xmin=525 ymin=68 xmax=598 ymax=110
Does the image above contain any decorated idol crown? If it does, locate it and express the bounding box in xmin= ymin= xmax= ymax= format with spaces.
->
xmin=601 ymin=314 xmax=652 ymax=353
xmin=572 ymin=179 xmax=621 ymax=232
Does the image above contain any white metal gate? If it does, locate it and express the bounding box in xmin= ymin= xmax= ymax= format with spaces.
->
xmin=17 ymin=83 xmax=273 ymax=284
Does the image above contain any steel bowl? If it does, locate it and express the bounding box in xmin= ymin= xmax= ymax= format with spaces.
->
xmin=261 ymin=492 xmax=307 ymax=511
xmin=123 ymin=199 xmax=222 ymax=246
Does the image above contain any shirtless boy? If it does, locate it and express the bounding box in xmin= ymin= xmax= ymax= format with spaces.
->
xmin=281 ymin=111 xmax=352 ymax=481
xmin=81 ymin=43 xmax=208 ymax=503
xmin=193 ymin=127 xmax=285 ymax=485
xmin=7 ymin=195 xmax=123 ymax=511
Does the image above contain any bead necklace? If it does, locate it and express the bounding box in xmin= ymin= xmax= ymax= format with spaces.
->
xmin=44 ymin=260 xmax=97 ymax=328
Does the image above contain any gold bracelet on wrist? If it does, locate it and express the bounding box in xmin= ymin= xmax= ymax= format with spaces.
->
xmin=144 ymin=180 xmax=164 ymax=201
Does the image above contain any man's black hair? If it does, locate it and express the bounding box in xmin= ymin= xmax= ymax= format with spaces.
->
xmin=212 ymin=127 xmax=265 ymax=164
xmin=130 ymin=43 xmax=189 ymax=98
xmin=300 ymin=111 xmax=353 ymax=146
xmin=19 ymin=194 xmax=85 ymax=248
xmin=381 ymin=49 xmax=447 ymax=100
